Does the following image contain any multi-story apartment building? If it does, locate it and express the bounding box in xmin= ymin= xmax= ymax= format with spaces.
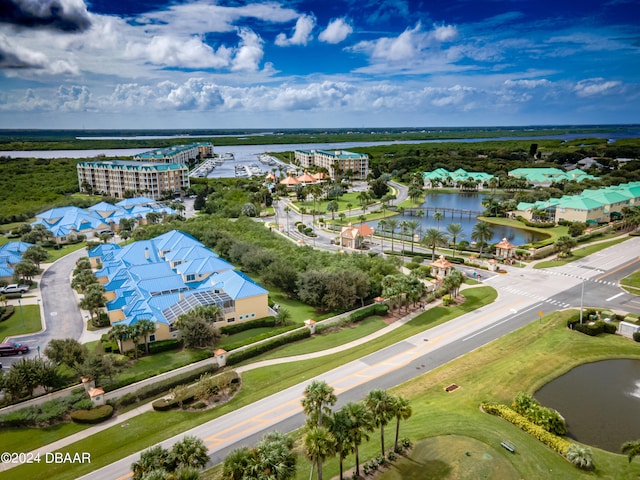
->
xmin=133 ymin=142 xmax=213 ymax=164
xmin=77 ymin=160 xmax=190 ymax=199
xmin=294 ymin=149 xmax=369 ymax=180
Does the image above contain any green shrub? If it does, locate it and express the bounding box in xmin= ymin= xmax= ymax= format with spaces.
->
xmin=574 ymin=321 xmax=605 ymax=336
xmin=152 ymin=398 xmax=178 ymax=411
xmin=482 ymin=402 xmax=571 ymax=456
xmin=348 ymin=304 xmax=388 ymax=323
xmin=633 ymin=332 xmax=640 ymax=343
xmin=444 ymin=256 xmax=465 ymax=264
xmin=147 ymin=339 xmax=181 ymax=354
xmin=0 ymin=305 xmax=14 ymax=322
xmin=603 ymin=322 xmax=617 ymax=334
xmin=70 ymin=405 xmax=114 ymax=424
xmin=220 ymin=317 xmax=276 ymax=335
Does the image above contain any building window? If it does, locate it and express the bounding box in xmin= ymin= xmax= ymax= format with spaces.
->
xmin=228 ymin=317 xmax=235 ymax=323
xmin=251 ymin=313 xmax=256 ymax=318
xmin=149 ymin=334 xmax=156 ymax=343
xmin=186 ymin=274 xmax=195 ymax=282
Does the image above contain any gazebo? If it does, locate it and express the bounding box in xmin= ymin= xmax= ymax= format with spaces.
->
xmin=430 ymin=255 xmax=453 ymax=280
xmin=495 ymin=238 xmax=516 ymax=261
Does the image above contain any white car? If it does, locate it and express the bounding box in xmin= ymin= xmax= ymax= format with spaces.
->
xmin=0 ymin=284 xmax=29 ymax=294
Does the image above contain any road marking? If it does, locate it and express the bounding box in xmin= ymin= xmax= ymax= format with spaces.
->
xmin=596 ymin=256 xmax=640 ymax=281
xmin=462 ymin=303 xmax=543 ymax=342
xmin=606 ymin=292 xmax=625 ymax=302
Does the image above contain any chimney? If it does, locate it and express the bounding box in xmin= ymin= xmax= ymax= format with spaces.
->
xmin=144 ymin=247 xmax=149 ymax=260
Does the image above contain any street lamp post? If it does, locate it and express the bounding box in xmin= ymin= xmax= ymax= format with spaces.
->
xmin=579 ymin=278 xmax=585 ymax=324
xmin=18 ymin=298 xmax=25 ymax=329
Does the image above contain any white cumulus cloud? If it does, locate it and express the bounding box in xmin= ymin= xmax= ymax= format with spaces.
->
xmin=574 ymin=78 xmax=622 ymax=97
xmin=232 ymin=28 xmax=264 ymax=72
xmin=319 ymin=17 xmax=353 ymax=44
xmin=275 ymin=14 xmax=315 ymax=46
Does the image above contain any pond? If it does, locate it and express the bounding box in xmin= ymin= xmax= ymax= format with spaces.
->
xmin=535 ymin=359 xmax=640 ymax=452
xmin=371 ymin=192 xmax=547 ymax=246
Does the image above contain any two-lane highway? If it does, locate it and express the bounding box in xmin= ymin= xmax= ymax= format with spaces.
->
xmin=73 ymin=236 xmax=639 ymax=479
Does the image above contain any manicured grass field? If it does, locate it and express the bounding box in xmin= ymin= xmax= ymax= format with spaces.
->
xmin=620 ymin=269 xmax=640 ymax=294
xmin=0 ymin=304 xmax=42 ymax=341
xmin=534 ymin=236 xmax=630 ymax=269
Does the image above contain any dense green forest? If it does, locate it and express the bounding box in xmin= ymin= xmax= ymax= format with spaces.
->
xmin=0 ymin=125 xmax=635 ymax=150
xmin=1 ymin=137 xmax=639 ymax=226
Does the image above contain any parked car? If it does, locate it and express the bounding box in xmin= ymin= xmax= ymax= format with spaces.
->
xmin=0 ymin=343 xmax=29 ymax=356
xmin=0 ymin=284 xmax=29 ymax=294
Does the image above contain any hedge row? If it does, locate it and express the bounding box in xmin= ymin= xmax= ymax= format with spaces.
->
xmin=0 ymin=305 xmax=14 ymax=322
xmin=70 ymin=405 xmax=114 ymax=424
xmin=220 ymin=317 xmax=276 ymax=335
xmin=567 ymin=319 xmax=617 ymax=336
xmin=482 ymin=402 xmax=571 ymax=456
xmin=0 ymin=391 xmax=92 ymax=428
xmin=227 ymin=328 xmax=311 ymax=365
xmin=148 ymin=339 xmax=181 ymax=354
xmin=516 ymin=215 xmax=555 ymax=229
xmin=348 ymin=304 xmax=389 ymax=323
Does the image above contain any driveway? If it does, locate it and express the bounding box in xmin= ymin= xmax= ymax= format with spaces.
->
xmin=2 ymin=248 xmax=87 ymax=367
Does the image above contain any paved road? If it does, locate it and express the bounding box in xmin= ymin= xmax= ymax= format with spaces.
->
xmin=2 ymin=248 xmax=87 ymax=367
xmin=79 ymin=237 xmax=640 ymax=480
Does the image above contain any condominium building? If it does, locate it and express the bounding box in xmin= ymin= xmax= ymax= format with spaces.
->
xmin=77 ymin=160 xmax=190 ymax=199
xmin=133 ymin=142 xmax=213 ymax=164
xmin=294 ymin=149 xmax=369 ymax=180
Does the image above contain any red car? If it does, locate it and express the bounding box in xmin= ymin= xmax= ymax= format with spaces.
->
xmin=0 ymin=343 xmax=29 ymax=356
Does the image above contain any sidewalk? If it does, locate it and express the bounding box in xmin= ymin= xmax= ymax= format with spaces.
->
xmin=0 ymin=300 xmax=440 ymax=471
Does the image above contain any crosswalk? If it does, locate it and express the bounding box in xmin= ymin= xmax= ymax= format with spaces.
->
xmin=545 ymin=269 xmax=618 ymax=287
xmin=501 ymin=286 xmax=573 ymax=309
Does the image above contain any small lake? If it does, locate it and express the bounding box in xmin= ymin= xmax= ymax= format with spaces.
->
xmin=535 ymin=359 xmax=640 ymax=452
xmin=370 ymin=192 xmax=547 ymax=246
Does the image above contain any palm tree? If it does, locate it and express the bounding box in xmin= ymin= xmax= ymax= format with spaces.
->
xmin=137 ymin=319 xmax=156 ymax=355
xmin=446 ymin=223 xmax=464 ymax=259
xmin=358 ymin=214 xmax=366 ymax=226
xmin=304 ymin=426 xmax=336 ymax=480
xmin=326 ymin=200 xmax=339 ymax=220
xmin=222 ymin=447 xmax=253 ymax=480
xmin=386 ymin=218 xmax=399 ymax=253
xmin=421 ymin=227 xmax=447 ymax=261
xmin=344 ymin=401 xmax=373 ymax=478
xmin=378 ymin=219 xmax=387 ymax=251
xmin=566 ymin=443 xmax=594 ymax=470
xmin=256 ymin=431 xmax=296 ymax=480
xmin=132 ymin=445 xmax=173 ymax=480
xmin=555 ymin=235 xmax=577 ymax=256
xmin=404 ymin=219 xmax=420 ymax=252
xmin=433 ymin=211 xmax=444 ymax=228
xmin=109 ymin=323 xmax=131 ymax=354
xmin=365 ymin=389 xmax=394 ymax=457
xmin=172 ymin=435 xmax=209 ymax=471
xmin=330 ymin=409 xmax=354 ymax=480
xmin=338 ymin=212 xmax=346 ymax=226
xmin=471 ymin=221 xmax=494 ymax=257
xmin=301 ymin=380 xmax=337 ymax=427
xmin=391 ymin=396 xmax=412 ymax=452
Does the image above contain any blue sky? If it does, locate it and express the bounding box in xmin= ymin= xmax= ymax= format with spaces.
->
xmin=0 ymin=0 xmax=638 ymax=129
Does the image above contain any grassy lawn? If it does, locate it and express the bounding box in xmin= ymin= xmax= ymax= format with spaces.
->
xmin=478 ymin=216 xmax=559 ymax=242
xmin=247 ymin=315 xmax=388 ymax=360
xmin=534 ymin=237 xmax=630 ymax=269
xmin=283 ymin=309 xmax=640 ymax=480
xmin=266 ymin=288 xmax=334 ymax=323
xmin=0 ymin=423 xmax=88 ymax=454
xmin=0 ymin=304 xmax=42 ymax=341
xmin=292 ymin=192 xmax=366 ymax=214
xmin=112 ymin=348 xmax=212 ymax=385
xmin=44 ymin=242 xmax=88 ymax=262
xmin=0 ymin=287 xmax=497 ymax=480
xmin=621 ymin=270 xmax=640 ymax=295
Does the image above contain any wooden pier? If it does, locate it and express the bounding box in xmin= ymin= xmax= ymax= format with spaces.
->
xmin=404 ymin=206 xmax=483 ymax=219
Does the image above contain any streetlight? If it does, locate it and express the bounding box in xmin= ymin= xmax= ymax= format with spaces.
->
xmin=579 ymin=278 xmax=585 ymax=324
xmin=18 ymin=298 xmax=25 ymax=329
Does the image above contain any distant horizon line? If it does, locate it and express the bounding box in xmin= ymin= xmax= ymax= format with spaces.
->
xmin=1 ymin=123 xmax=639 ymax=133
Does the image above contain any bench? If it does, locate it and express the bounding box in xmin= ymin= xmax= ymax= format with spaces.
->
xmin=500 ymin=440 xmax=516 ymax=453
